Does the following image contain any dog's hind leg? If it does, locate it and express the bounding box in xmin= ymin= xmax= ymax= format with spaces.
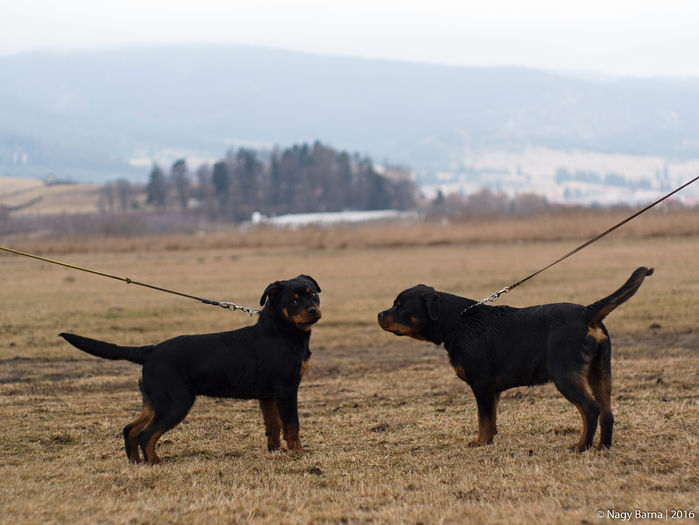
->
xmin=137 ymin=390 xmax=195 ymax=465
xmin=259 ymin=399 xmax=282 ymax=451
xmin=553 ymin=369 xmax=601 ymax=452
xmin=493 ymin=392 xmax=502 ymax=435
xmin=588 ymin=339 xmax=614 ymax=449
xmin=137 ymin=405 xmax=192 ymax=465
xmin=123 ymin=403 xmax=153 ymax=463
xmin=588 ymin=366 xmax=613 ymax=449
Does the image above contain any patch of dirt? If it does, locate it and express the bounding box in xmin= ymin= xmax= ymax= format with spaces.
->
xmin=615 ymin=330 xmax=699 ymax=353
xmin=305 ymin=342 xmax=444 ymax=380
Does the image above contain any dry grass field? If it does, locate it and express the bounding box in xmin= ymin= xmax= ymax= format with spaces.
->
xmin=0 ymin=217 xmax=697 ymax=523
xmin=0 ymin=176 xmax=102 ymax=216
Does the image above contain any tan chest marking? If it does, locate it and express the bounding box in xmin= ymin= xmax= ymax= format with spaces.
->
xmin=454 ymin=365 xmax=467 ymax=381
xmin=300 ymin=356 xmax=311 ymax=380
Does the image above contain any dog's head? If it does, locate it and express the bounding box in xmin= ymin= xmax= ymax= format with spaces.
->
xmin=260 ymin=275 xmax=322 ymax=331
xmin=377 ymin=284 xmax=440 ymax=342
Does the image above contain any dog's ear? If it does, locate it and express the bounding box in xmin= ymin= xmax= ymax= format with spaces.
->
xmin=260 ymin=281 xmax=285 ymax=306
xmin=423 ymin=291 xmax=441 ymax=321
xmin=297 ymin=274 xmax=321 ymax=293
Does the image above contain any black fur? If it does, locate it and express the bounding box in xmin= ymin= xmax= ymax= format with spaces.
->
xmin=378 ymin=267 xmax=653 ymax=451
xmin=60 ymin=275 xmax=321 ymax=464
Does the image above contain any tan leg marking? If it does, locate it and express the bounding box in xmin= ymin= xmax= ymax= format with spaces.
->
xmin=493 ymin=392 xmax=501 ymax=434
xmin=571 ymin=403 xmax=589 ymax=452
xmin=126 ymin=405 xmax=153 ymax=463
xmin=259 ymin=399 xmax=282 ymax=451
xmin=568 ymin=371 xmax=595 ymax=452
xmin=144 ymin=429 xmax=165 ymax=465
xmin=589 ymin=368 xmax=613 ymax=448
xmin=469 ymin=413 xmax=496 ymax=447
xmin=283 ymin=424 xmax=302 ymax=452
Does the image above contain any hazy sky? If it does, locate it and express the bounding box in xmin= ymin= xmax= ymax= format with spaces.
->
xmin=2 ymin=0 xmax=698 ymax=77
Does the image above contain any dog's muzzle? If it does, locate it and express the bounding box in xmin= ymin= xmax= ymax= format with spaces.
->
xmin=308 ymin=306 xmax=322 ymax=322
xmin=377 ymin=310 xmax=393 ymax=331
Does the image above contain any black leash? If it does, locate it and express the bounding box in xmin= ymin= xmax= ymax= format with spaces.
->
xmin=459 ymin=175 xmax=698 ymax=317
xmin=0 ymin=245 xmax=260 ymax=316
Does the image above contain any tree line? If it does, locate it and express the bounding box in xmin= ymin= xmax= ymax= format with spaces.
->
xmin=100 ymin=142 xmax=417 ymax=222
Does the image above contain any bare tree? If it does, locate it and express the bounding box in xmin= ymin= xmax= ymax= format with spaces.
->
xmin=98 ymin=182 xmax=115 ymax=213
xmin=114 ymin=179 xmax=133 ymax=212
xmin=170 ymin=159 xmax=190 ymax=211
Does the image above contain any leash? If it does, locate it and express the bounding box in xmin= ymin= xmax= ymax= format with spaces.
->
xmin=459 ymin=175 xmax=698 ymax=317
xmin=0 ymin=245 xmax=260 ymax=316
xmin=1 ymin=176 xmax=696 ymax=317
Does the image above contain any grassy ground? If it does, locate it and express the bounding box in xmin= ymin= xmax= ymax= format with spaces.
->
xmin=0 ymin=224 xmax=697 ymax=523
xmin=0 ymin=176 xmax=102 ymax=216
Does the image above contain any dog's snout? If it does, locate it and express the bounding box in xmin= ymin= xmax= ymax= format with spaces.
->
xmin=308 ymin=305 xmax=321 ymax=319
xmin=377 ymin=311 xmax=384 ymax=321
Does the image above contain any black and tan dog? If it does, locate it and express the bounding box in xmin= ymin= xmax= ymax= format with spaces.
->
xmin=60 ymin=275 xmax=321 ymax=464
xmin=378 ymin=267 xmax=653 ymax=451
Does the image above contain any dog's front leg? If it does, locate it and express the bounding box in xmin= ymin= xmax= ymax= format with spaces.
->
xmin=259 ymin=399 xmax=282 ymax=451
xmin=469 ymin=388 xmax=498 ymax=447
xmin=276 ymin=387 xmax=302 ymax=452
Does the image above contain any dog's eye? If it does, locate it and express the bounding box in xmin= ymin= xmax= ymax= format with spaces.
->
xmin=292 ymin=298 xmax=299 ymax=305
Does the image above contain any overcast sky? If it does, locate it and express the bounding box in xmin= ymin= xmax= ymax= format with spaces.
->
xmin=2 ymin=1 xmax=698 ymax=78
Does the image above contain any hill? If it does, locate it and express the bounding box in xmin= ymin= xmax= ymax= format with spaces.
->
xmin=0 ymin=175 xmax=100 ymax=215
xmin=1 ymin=45 xmax=699 ymax=183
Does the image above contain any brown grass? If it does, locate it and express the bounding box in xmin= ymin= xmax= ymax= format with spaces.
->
xmin=0 ymin=222 xmax=697 ymax=523
xmin=0 ymin=176 xmax=43 ymax=195
xmin=0 ymin=176 xmax=102 ymax=216
xmin=3 ymin=206 xmax=699 ymax=256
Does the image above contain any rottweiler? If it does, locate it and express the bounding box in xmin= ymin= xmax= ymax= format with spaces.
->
xmin=378 ymin=267 xmax=653 ymax=451
xmin=60 ymin=274 xmax=321 ymax=464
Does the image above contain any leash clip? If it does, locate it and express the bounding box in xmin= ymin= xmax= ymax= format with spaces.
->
xmin=486 ymin=286 xmax=510 ymax=303
xmin=458 ymin=286 xmax=511 ymax=319
xmin=217 ymin=301 xmax=260 ymax=317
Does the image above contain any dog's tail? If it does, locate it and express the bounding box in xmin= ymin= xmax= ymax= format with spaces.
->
xmin=585 ymin=267 xmax=654 ymax=325
xmin=60 ymin=332 xmax=154 ymax=364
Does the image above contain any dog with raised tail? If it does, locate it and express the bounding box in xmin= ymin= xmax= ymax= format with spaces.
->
xmin=378 ymin=267 xmax=653 ymax=451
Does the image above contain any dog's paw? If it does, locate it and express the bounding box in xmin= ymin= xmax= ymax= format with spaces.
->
xmin=569 ymin=442 xmax=591 ymax=453
xmin=266 ymin=442 xmax=282 ymax=453
xmin=468 ymin=438 xmax=493 ymax=447
xmin=284 ymin=440 xmax=303 ymax=455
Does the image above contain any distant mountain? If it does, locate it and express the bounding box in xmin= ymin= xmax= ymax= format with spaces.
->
xmin=1 ymin=45 xmax=698 ymax=182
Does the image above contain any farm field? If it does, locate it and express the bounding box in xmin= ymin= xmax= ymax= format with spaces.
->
xmin=0 ymin=223 xmax=697 ymax=523
xmin=0 ymin=176 xmax=102 ymax=216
